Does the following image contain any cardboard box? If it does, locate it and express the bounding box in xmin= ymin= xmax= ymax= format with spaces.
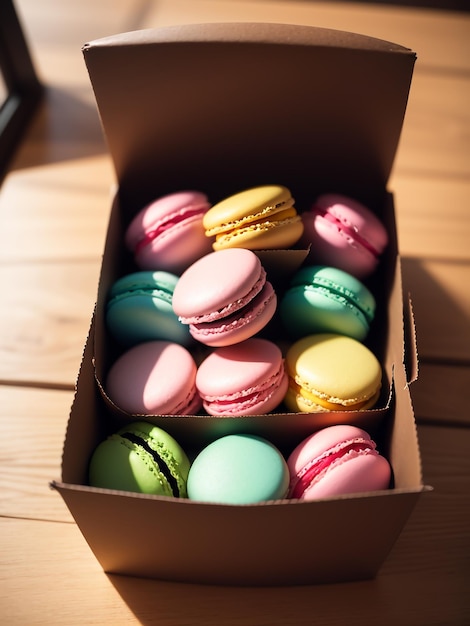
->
xmin=52 ymin=23 xmax=429 ymax=586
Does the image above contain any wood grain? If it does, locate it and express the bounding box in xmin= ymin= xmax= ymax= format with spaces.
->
xmin=1 ymin=1 xmax=469 ymax=624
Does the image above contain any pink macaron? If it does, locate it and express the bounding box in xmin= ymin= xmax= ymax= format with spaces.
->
xmin=196 ymin=338 xmax=288 ymax=416
xmin=172 ymin=249 xmax=277 ymax=347
xmin=105 ymin=340 xmax=202 ymax=415
xmin=301 ymin=194 xmax=388 ymax=278
xmin=125 ymin=191 xmax=214 ymax=274
xmin=287 ymin=425 xmax=391 ymax=500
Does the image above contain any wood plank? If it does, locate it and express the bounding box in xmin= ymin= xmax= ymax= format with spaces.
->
xmin=0 ymin=386 xmax=74 ymax=522
xmin=1 ymin=517 xmax=138 ymax=626
xmin=411 ymin=363 xmax=470 ymax=427
xmin=15 ymin=0 xmax=148 ymax=88
xmin=402 ymin=258 xmax=470 ymax=362
xmin=393 ymin=177 xmax=470 ymax=261
xmin=149 ymin=0 xmax=470 ymax=70
xmin=0 ymin=262 xmax=98 ymax=386
xmin=1 ymin=424 xmax=469 ymax=625
xmin=392 ymin=70 xmax=470 ymax=180
xmin=0 ymin=156 xmax=113 ymax=263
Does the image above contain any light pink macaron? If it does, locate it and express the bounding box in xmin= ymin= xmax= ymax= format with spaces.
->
xmin=172 ymin=248 xmax=277 ymax=347
xmin=125 ymin=191 xmax=214 ymax=274
xmin=301 ymin=194 xmax=388 ymax=278
xmin=105 ymin=340 xmax=201 ymax=415
xmin=196 ymin=338 xmax=288 ymax=416
xmin=287 ymin=425 xmax=391 ymax=500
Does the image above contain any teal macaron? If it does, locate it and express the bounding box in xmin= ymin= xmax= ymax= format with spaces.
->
xmin=106 ymin=270 xmax=191 ymax=346
xmin=279 ymin=265 xmax=376 ymax=341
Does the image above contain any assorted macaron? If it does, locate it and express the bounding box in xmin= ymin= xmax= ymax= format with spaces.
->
xmin=91 ymin=184 xmax=394 ymax=502
xmin=286 ymin=425 xmax=391 ymax=500
xmin=172 ymin=248 xmax=277 ymax=347
xmin=300 ymin=193 xmax=388 ymax=278
xmin=187 ymin=434 xmax=290 ymax=504
xmin=105 ymin=340 xmax=201 ymax=416
xmin=88 ymin=421 xmax=191 ymax=497
xmin=196 ymin=338 xmax=288 ymax=416
xmin=284 ymin=334 xmax=382 ymax=413
xmin=125 ymin=190 xmax=213 ymax=274
xmin=106 ymin=270 xmax=191 ymax=346
xmin=203 ymin=185 xmax=303 ymax=251
xmin=280 ymin=265 xmax=376 ymax=341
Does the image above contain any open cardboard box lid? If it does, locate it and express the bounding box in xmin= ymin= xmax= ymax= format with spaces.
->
xmin=82 ymin=22 xmax=415 ymax=209
xmin=53 ymin=23 xmax=429 ymax=587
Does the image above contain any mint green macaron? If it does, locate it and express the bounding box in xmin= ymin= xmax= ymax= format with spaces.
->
xmin=187 ymin=434 xmax=289 ymax=504
xmin=280 ymin=265 xmax=376 ymax=341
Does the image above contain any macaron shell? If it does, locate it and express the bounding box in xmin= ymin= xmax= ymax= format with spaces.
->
xmin=284 ymin=385 xmax=380 ymax=413
xmin=315 ymin=194 xmax=388 ymax=251
xmin=301 ymin=194 xmax=388 ymax=278
xmin=288 ymin=425 xmax=377 ymax=472
xmin=187 ymin=434 xmax=290 ymax=504
xmin=105 ymin=341 xmax=201 ymax=415
xmin=106 ymin=271 xmax=191 ymax=346
xmin=285 ymin=334 xmax=382 ymax=411
xmin=203 ymin=185 xmax=294 ymax=234
xmin=173 ymin=249 xmax=264 ymax=319
xmin=188 ymin=280 xmax=277 ymax=347
xmin=280 ymin=265 xmax=375 ymax=341
xmin=88 ymin=422 xmax=190 ymax=496
xmin=134 ymin=215 xmax=214 ymax=274
xmin=211 ymin=214 xmax=304 ymax=251
xmin=196 ymin=338 xmax=288 ymax=415
xmin=287 ymin=425 xmax=391 ymax=500
xmin=296 ymin=452 xmax=391 ymax=500
xmin=203 ymin=185 xmax=303 ymax=251
xmin=125 ymin=191 xmax=212 ymax=273
xmin=302 ymin=213 xmax=378 ymax=278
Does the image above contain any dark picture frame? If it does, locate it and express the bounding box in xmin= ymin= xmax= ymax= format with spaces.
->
xmin=0 ymin=0 xmax=43 ymax=182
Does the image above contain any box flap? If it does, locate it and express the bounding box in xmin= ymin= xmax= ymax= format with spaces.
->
xmin=82 ymin=22 xmax=416 ymax=210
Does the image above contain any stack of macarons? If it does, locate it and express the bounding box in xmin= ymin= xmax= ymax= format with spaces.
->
xmin=89 ymin=182 xmax=395 ymax=507
xmin=99 ymin=183 xmax=388 ymax=422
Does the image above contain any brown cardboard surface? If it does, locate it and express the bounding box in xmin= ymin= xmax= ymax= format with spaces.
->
xmin=82 ymin=23 xmax=415 ymax=211
xmin=54 ymin=23 xmax=427 ymax=586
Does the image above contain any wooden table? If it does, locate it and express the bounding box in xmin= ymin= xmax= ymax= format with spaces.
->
xmin=1 ymin=1 xmax=469 ymax=624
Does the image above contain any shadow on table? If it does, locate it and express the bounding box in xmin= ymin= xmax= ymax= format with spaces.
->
xmin=107 ymin=572 xmax=396 ymax=625
xmin=401 ymin=256 xmax=470 ymax=366
xmin=339 ymin=0 xmax=469 ymax=10
xmin=6 ymin=85 xmax=106 ymax=173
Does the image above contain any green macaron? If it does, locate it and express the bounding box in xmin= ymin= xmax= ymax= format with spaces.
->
xmin=280 ymin=265 xmax=376 ymax=341
xmin=88 ymin=422 xmax=190 ymax=497
xmin=187 ymin=434 xmax=289 ymax=504
xmin=106 ymin=270 xmax=191 ymax=346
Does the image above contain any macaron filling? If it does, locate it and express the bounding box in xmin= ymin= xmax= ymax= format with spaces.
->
xmin=288 ymin=376 xmax=379 ymax=411
xmin=306 ymin=278 xmax=374 ymax=323
xmin=118 ymin=431 xmax=183 ymax=497
xmin=134 ymin=205 xmax=208 ymax=253
xmin=289 ymin=437 xmax=378 ymax=499
xmin=313 ymin=206 xmax=380 ymax=257
xmin=205 ymin=198 xmax=295 ymax=237
xmin=188 ymin=281 xmax=275 ymax=338
xmin=200 ymin=363 xmax=287 ymax=415
xmin=178 ymin=267 xmax=268 ymax=325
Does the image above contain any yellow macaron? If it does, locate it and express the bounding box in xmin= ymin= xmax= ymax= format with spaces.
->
xmin=284 ymin=333 xmax=382 ymax=413
xmin=203 ymin=185 xmax=304 ymax=251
